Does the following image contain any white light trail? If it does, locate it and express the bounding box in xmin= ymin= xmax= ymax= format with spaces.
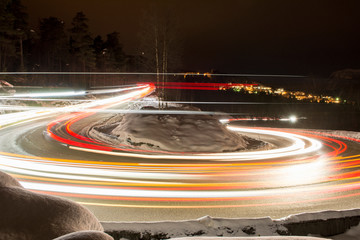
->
xmin=11 ymin=91 xmax=86 ymax=98
xmin=20 ymin=180 xmax=323 ymax=198
xmin=0 ymin=84 xmax=152 ymax=127
xmin=0 ymin=157 xmax=199 ymax=181
xmin=0 ymin=105 xmax=232 ymax=115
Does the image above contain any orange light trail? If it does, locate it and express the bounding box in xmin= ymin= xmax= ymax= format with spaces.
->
xmin=0 ymin=83 xmax=360 ymax=212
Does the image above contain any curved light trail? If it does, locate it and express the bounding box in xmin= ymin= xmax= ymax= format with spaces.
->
xmin=0 ymin=83 xmax=360 ymax=220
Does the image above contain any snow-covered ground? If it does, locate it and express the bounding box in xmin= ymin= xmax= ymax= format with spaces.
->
xmin=90 ymin=108 xmax=249 ymax=152
xmin=308 ymin=130 xmax=360 ymax=141
xmin=102 ymin=210 xmax=360 ymax=240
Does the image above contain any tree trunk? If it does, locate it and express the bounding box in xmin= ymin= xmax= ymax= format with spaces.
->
xmin=154 ymin=25 xmax=161 ymax=108
xmin=19 ymin=36 xmax=24 ymax=71
xmin=162 ymin=36 xmax=168 ymax=105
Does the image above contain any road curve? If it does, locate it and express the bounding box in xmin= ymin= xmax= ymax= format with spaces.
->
xmin=1 ymin=85 xmax=360 ymax=221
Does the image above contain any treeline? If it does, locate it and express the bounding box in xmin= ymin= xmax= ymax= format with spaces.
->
xmin=0 ymin=0 xmax=167 ymax=73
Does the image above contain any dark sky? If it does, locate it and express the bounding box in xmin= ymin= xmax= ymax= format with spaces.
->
xmin=22 ymin=0 xmax=360 ymax=76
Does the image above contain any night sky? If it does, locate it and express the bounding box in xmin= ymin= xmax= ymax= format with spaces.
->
xmin=22 ymin=0 xmax=360 ymax=76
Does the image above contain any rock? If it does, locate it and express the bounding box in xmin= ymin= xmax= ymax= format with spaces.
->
xmin=0 ymin=171 xmax=103 ymax=240
xmin=0 ymin=171 xmax=23 ymax=188
xmin=53 ymin=230 xmax=114 ymax=240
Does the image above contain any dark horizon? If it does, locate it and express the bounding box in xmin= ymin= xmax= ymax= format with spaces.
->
xmin=19 ymin=0 xmax=360 ymax=77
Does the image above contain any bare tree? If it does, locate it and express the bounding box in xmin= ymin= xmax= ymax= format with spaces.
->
xmin=139 ymin=2 xmax=182 ymax=107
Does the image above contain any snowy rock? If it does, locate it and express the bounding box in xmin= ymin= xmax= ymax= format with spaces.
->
xmin=0 ymin=171 xmax=104 ymax=240
xmin=53 ymin=230 xmax=114 ymax=240
xmin=0 ymin=171 xmax=23 ymax=188
xmin=89 ymin=106 xmax=250 ymax=152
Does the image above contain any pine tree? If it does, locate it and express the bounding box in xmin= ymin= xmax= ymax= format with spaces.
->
xmin=39 ymin=17 xmax=68 ymax=71
xmin=0 ymin=0 xmax=19 ymax=71
xmin=92 ymin=35 xmax=103 ymax=70
xmin=104 ymin=32 xmax=126 ymax=71
xmin=69 ymin=12 xmax=95 ymax=72
xmin=8 ymin=0 xmax=28 ymax=71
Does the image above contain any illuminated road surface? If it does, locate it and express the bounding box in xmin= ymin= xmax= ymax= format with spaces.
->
xmin=1 ymin=84 xmax=360 ymax=221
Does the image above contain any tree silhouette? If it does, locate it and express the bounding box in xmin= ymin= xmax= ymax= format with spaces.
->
xmin=330 ymin=69 xmax=360 ymax=108
xmin=0 ymin=0 xmax=28 ymax=71
xmin=69 ymin=12 xmax=95 ymax=72
xmin=39 ymin=17 xmax=68 ymax=71
xmin=8 ymin=0 xmax=28 ymax=71
xmin=103 ymin=32 xmax=126 ymax=71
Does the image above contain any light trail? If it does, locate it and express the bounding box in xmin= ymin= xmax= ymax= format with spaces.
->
xmin=0 ymin=82 xmax=360 ymax=214
xmin=0 ymin=84 xmax=143 ymax=99
xmin=50 ymin=123 xmax=322 ymax=160
xmin=0 ymin=130 xmax=359 ymax=207
xmin=0 ymin=105 xmax=238 ymax=115
xmin=0 ymin=84 xmax=152 ymax=127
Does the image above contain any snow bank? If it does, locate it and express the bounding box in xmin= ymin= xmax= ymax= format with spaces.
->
xmin=278 ymin=209 xmax=360 ymax=238
xmin=103 ymin=215 xmax=279 ymax=239
xmin=0 ymin=171 xmax=109 ymax=240
xmin=279 ymin=209 xmax=360 ymax=223
xmin=103 ymin=210 xmax=360 ymax=240
xmin=309 ymin=130 xmax=360 ymax=141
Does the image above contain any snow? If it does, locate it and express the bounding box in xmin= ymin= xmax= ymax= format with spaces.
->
xmin=309 ymin=130 xmax=360 ymax=141
xmin=108 ymin=109 xmax=248 ymax=152
xmin=278 ymin=209 xmax=360 ymax=223
xmin=82 ymin=96 xmax=267 ymax=153
xmin=102 ymin=215 xmax=278 ymax=238
xmin=102 ymin=210 xmax=360 ymax=240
